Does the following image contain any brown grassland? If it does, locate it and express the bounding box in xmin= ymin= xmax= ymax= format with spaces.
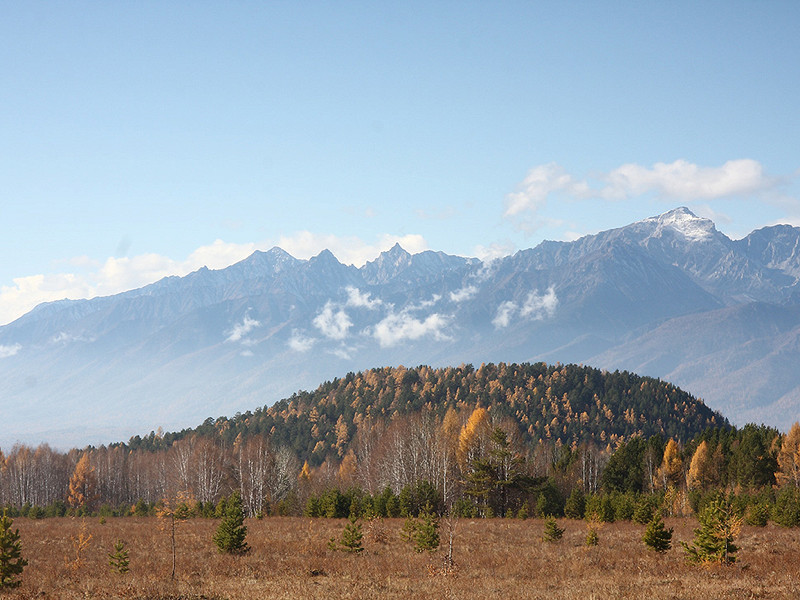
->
xmin=5 ymin=516 xmax=800 ymax=599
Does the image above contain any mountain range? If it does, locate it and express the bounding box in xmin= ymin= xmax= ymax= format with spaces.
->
xmin=2 ymin=207 xmax=799 ymax=448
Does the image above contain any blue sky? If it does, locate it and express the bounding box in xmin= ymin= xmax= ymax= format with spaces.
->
xmin=1 ymin=1 xmax=798 ymax=325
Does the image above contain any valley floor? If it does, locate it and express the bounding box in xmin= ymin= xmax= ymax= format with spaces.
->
xmin=6 ymin=517 xmax=800 ymax=599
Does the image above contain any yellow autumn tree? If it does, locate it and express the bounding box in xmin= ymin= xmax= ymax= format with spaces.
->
xmin=457 ymin=406 xmax=491 ymax=472
xmin=67 ymin=453 xmax=98 ymax=511
xmin=338 ymin=449 xmax=357 ymax=484
xmin=776 ymin=422 xmax=800 ymax=488
xmin=686 ymin=440 xmax=711 ymax=491
xmin=298 ymin=460 xmax=312 ymax=482
xmin=657 ymin=438 xmax=683 ymax=490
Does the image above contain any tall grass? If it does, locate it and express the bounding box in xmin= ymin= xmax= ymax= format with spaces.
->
xmin=5 ymin=517 xmax=800 ymax=599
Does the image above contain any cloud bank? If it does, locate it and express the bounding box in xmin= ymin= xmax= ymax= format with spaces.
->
xmin=505 ymin=159 xmax=779 ymax=229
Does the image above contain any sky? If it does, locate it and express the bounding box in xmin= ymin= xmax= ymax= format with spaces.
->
xmin=1 ymin=1 xmax=799 ymax=326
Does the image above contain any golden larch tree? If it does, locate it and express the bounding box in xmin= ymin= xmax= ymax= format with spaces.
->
xmin=686 ymin=440 xmax=711 ymax=492
xmin=776 ymin=422 xmax=800 ymax=487
xmin=457 ymin=406 xmax=491 ymax=472
xmin=67 ymin=453 xmax=98 ymax=511
xmin=658 ymin=438 xmax=683 ymax=490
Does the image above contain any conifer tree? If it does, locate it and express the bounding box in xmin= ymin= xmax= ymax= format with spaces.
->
xmin=542 ymin=516 xmax=564 ymax=542
xmin=213 ymin=492 xmax=249 ymax=555
xmin=776 ymin=422 xmax=800 ymax=487
xmin=0 ymin=510 xmax=27 ymax=589
xmin=414 ymin=503 xmax=440 ymax=553
xmin=585 ymin=524 xmax=599 ymax=547
xmin=682 ymin=498 xmax=741 ymax=565
xmin=657 ymin=439 xmax=683 ymax=490
xmin=108 ymin=539 xmax=130 ymax=574
xmin=68 ymin=453 xmax=98 ymax=512
xmin=564 ymin=488 xmax=586 ymax=520
xmin=329 ymin=515 xmax=364 ymax=553
xmin=642 ymin=514 xmax=673 ymax=553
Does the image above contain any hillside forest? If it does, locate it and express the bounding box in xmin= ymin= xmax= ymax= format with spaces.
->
xmin=2 ymin=363 xmax=799 ymax=527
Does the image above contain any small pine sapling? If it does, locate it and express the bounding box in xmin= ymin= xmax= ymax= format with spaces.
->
xmin=0 ymin=509 xmax=27 ymax=589
xmin=414 ymin=503 xmax=440 ymax=553
xmin=682 ymin=497 xmax=741 ymax=565
xmin=213 ymin=492 xmax=249 ymax=555
xmin=585 ymin=525 xmax=599 ymax=547
xmin=400 ymin=515 xmax=418 ymax=544
xmin=329 ymin=515 xmax=364 ymax=553
xmin=542 ymin=516 xmax=564 ymax=542
xmin=643 ymin=514 xmax=673 ymax=553
xmin=108 ymin=539 xmax=130 ymax=574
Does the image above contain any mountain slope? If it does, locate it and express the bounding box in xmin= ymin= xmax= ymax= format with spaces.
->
xmin=1 ymin=207 xmax=799 ymax=447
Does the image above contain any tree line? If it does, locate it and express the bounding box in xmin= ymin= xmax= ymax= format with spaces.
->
xmin=1 ymin=363 xmax=798 ymax=526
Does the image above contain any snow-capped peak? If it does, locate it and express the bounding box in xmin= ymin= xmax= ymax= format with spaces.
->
xmin=643 ymin=207 xmax=716 ymax=242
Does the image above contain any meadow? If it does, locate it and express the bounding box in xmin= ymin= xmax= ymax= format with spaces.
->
xmin=4 ymin=516 xmax=800 ymax=599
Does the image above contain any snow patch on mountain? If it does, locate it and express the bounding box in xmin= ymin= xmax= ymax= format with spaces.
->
xmin=643 ymin=207 xmax=716 ymax=242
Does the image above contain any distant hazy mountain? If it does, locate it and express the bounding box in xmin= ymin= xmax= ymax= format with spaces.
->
xmin=2 ymin=207 xmax=799 ymax=447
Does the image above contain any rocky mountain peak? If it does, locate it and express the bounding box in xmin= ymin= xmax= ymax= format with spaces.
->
xmin=642 ymin=207 xmax=717 ymax=242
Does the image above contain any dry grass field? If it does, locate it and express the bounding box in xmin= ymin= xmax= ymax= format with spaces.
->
xmin=5 ymin=516 xmax=800 ymax=599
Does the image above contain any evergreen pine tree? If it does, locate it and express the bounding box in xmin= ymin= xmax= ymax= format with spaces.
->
xmin=108 ymin=539 xmax=130 ymax=574
xmin=564 ymin=488 xmax=586 ymax=520
xmin=213 ymin=492 xmax=249 ymax=555
xmin=585 ymin=525 xmax=599 ymax=547
xmin=0 ymin=509 xmax=27 ymax=589
xmin=414 ymin=502 xmax=440 ymax=552
xmin=542 ymin=516 xmax=564 ymax=542
xmin=682 ymin=498 xmax=741 ymax=565
xmin=329 ymin=515 xmax=364 ymax=553
xmin=642 ymin=514 xmax=673 ymax=553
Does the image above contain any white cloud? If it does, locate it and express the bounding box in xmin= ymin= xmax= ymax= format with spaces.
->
xmin=449 ymin=285 xmax=478 ymax=303
xmin=601 ymin=159 xmax=774 ymax=200
xmin=312 ymin=301 xmax=352 ymax=340
xmin=330 ymin=345 xmax=354 ymax=360
xmin=50 ymin=332 xmax=95 ymax=344
xmin=492 ymin=301 xmax=517 ymax=329
xmin=493 ymin=287 xmax=559 ymax=328
xmin=504 ymin=159 xmax=780 ymax=230
xmin=473 ymin=242 xmax=515 ymax=263
xmin=0 ymin=343 xmax=21 ymax=358
xmin=226 ymin=314 xmax=261 ymax=343
xmin=345 ymin=286 xmax=382 ymax=309
xmin=288 ymin=330 xmax=316 ymax=353
xmin=372 ymin=310 xmax=451 ymax=347
xmin=520 ymin=287 xmax=558 ymax=320
xmin=504 ymin=163 xmax=590 ymax=217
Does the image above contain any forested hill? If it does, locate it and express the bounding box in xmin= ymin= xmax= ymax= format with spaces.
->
xmin=131 ymin=362 xmax=727 ymax=463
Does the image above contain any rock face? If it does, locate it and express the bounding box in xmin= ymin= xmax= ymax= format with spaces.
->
xmin=2 ymin=207 xmax=800 ymax=447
